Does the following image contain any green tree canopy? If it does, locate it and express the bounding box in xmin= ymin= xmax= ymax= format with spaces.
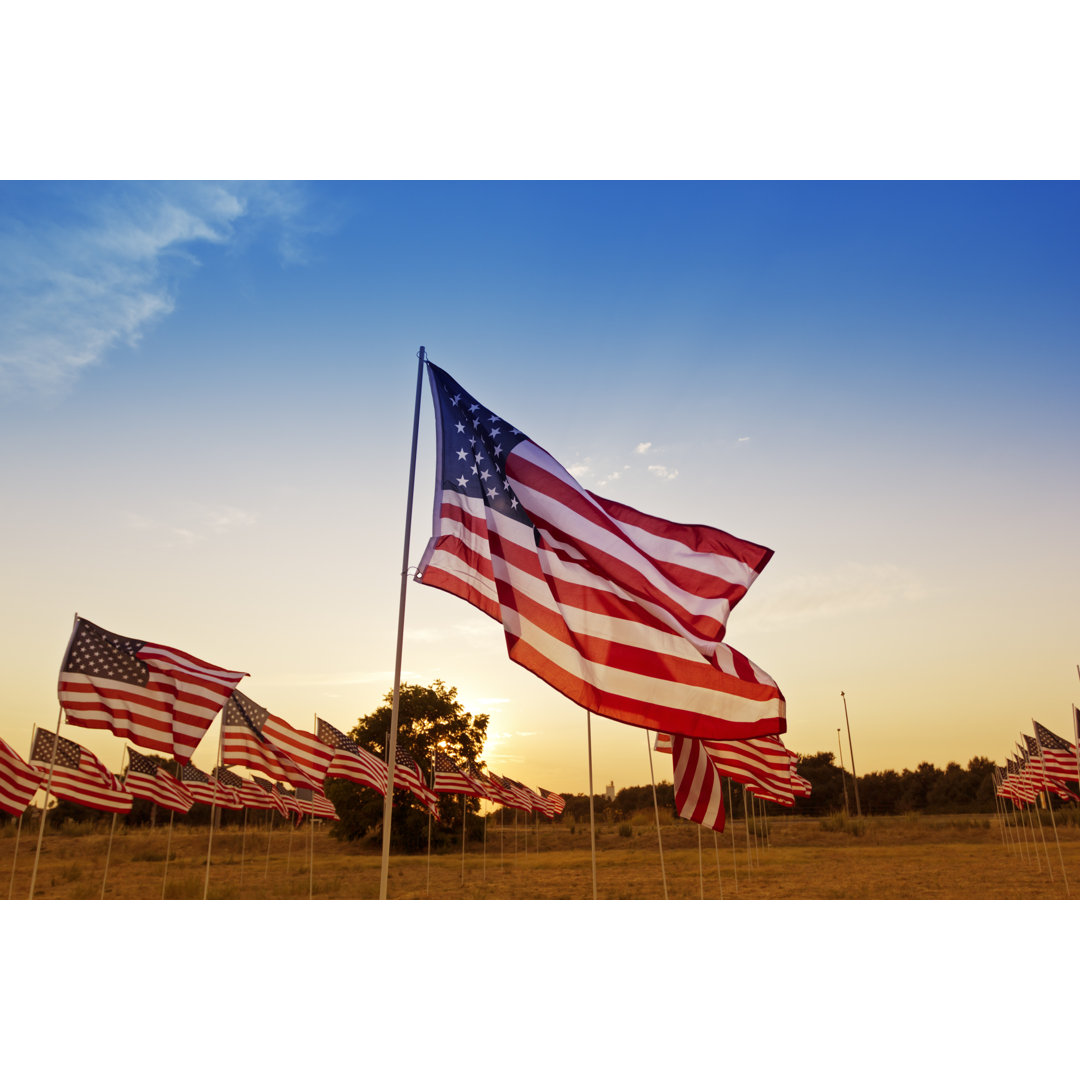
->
xmin=329 ymin=679 xmax=490 ymax=848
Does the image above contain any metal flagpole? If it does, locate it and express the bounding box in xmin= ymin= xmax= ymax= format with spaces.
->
xmin=162 ymin=809 xmax=175 ymax=900
xmin=239 ymin=806 xmax=248 ymax=887
xmin=837 ymin=728 xmax=850 ymax=816
xmin=202 ymin=722 xmax=225 ymax=900
xmin=841 ymin=692 xmax=861 ymax=815
xmin=1072 ymin=697 xmax=1080 ymax=789
xmin=713 ymin=829 xmax=723 ymax=899
xmin=645 ymin=730 xmax=667 ymax=900
xmin=8 ymin=809 xmax=24 ymax=900
xmin=29 ymin=710 xmax=63 ymax=899
xmin=1035 ymin=722 xmax=1069 ymax=896
xmin=697 ymin=826 xmax=704 ymax=900
xmin=587 ymin=709 xmax=597 ymax=900
xmin=727 ymin=777 xmax=738 ymax=893
xmin=100 ymin=742 xmax=126 ymax=899
xmin=379 ymin=347 xmax=426 ymax=901
xmin=742 ymin=787 xmax=752 ymax=876
xmin=461 ymin=794 xmax=467 ymax=886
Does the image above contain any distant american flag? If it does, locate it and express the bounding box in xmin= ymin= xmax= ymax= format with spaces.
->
xmin=1033 ymin=721 xmax=1080 ymax=785
xmin=221 ymin=691 xmax=331 ymax=791
xmin=30 ymin=728 xmax=132 ymax=814
xmin=293 ymin=786 xmax=340 ymax=820
xmin=538 ymin=787 xmax=566 ymax=817
xmin=180 ymin=763 xmax=243 ymax=808
xmin=125 ymin=747 xmax=193 ymax=814
xmin=0 ymin=735 xmax=42 ymax=817
xmin=58 ymin=617 xmax=246 ymax=763
xmin=317 ymin=717 xmax=388 ymax=796
xmin=433 ymin=751 xmax=487 ymax=798
xmin=416 ymin=363 xmax=785 ymax=743
xmin=250 ymin=774 xmax=289 ymax=817
xmin=392 ymin=746 xmax=440 ymax=817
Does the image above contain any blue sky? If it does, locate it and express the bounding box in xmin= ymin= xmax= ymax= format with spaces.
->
xmin=2 ymin=179 xmax=1077 ymax=798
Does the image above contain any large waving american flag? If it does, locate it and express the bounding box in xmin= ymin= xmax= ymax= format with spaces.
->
xmin=0 ymin=735 xmax=42 ymax=817
xmin=58 ymin=617 xmax=247 ymax=763
xmin=1033 ymin=721 xmax=1080 ymax=786
xmin=30 ymin=728 xmax=133 ymax=814
xmin=416 ymin=363 xmax=784 ymax=741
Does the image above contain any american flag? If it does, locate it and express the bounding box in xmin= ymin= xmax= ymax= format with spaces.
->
xmin=274 ymin=782 xmax=303 ymax=822
xmin=1022 ymin=735 xmax=1077 ymax=802
xmin=221 ymin=690 xmax=332 ymax=791
xmin=656 ymin=730 xmax=793 ymax=806
xmin=57 ymin=617 xmax=247 ymax=763
xmin=415 ymin=363 xmax=785 ymax=742
xmin=1033 ymin=721 xmax=1080 ymax=785
xmin=392 ymin=745 xmax=440 ymax=817
xmin=316 ymin=717 xmax=388 ymax=796
xmin=29 ymin=728 xmax=133 ymax=814
xmin=494 ymin=774 xmax=537 ymax=813
xmin=671 ymin=733 xmax=726 ymax=831
xmin=433 ymin=750 xmax=487 ymax=798
xmin=180 ymin=763 xmax=243 ymax=808
xmin=538 ymin=787 xmax=566 ymax=816
xmin=124 ymin=747 xmax=194 ymax=814
xmin=1005 ymin=756 xmax=1036 ymax=804
xmin=0 ymin=735 xmax=42 ymax=816
xmin=477 ymin=771 xmax=513 ymax=807
xmin=293 ymin=786 xmax=340 ymax=820
xmin=250 ymin=774 xmax=289 ymax=817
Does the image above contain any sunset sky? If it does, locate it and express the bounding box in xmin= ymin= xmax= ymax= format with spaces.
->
xmin=2 ymin=180 xmax=1077 ymax=799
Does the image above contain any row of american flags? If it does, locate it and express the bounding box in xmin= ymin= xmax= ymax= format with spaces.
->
xmin=3 ymin=360 xmax=801 ymax=840
xmin=993 ymin=715 xmax=1080 ymax=808
xmin=0 ymin=684 xmax=568 ymax=825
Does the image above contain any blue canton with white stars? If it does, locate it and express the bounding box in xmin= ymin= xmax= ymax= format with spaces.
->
xmin=429 ymin=363 xmax=534 ymax=528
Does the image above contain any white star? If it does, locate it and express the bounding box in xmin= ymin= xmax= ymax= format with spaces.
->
xmin=487 ymin=486 xmax=497 ymax=498
xmin=451 ymin=394 xmax=461 ymax=406
xmin=456 ymin=448 xmax=468 ymax=461
xmin=468 ymin=403 xmax=479 ymax=413
xmin=455 ymin=421 xmax=465 ymax=434
xmin=490 ymin=427 xmax=501 ymax=438
xmin=480 ymin=469 xmax=491 ymax=481
xmin=510 ymin=497 xmax=519 ymax=510
xmin=456 ymin=475 xmax=469 ymax=487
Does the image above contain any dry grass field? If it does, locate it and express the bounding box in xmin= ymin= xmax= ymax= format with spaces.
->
xmin=5 ymin=810 xmax=1079 ymax=900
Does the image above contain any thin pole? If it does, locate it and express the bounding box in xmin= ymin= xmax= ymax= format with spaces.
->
xmin=264 ymin=806 xmax=274 ymax=878
xmin=379 ymin=347 xmax=427 ymax=900
xmin=461 ymin=793 xmax=467 ymax=887
xmin=202 ymin=724 xmax=225 ymax=901
xmin=727 ymin=777 xmax=738 ymax=893
xmin=1035 ymin=723 xmax=1070 ymax=895
xmin=743 ymin=787 xmax=752 ymax=876
xmin=1072 ymin=696 xmax=1080 ymax=788
xmin=697 ymin=826 xmax=704 ymax=900
xmin=587 ymin=709 xmax=597 ymax=900
xmin=645 ymin=730 xmax=668 ymax=900
xmin=162 ymin=809 xmax=175 ymax=900
xmin=100 ymin=812 xmax=118 ymax=899
xmin=239 ymin=806 xmax=248 ymax=887
xmin=8 ymin=810 xmax=25 ymax=900
xmin=840 ymin=692 xmax=861 ymax=816
xmin=29 ymin=710 xmax=64 ymax=899
xmin=837 ymin=728 xmax=850 ymax=815
xmin=713 ymin=829 xmax=723 ymax=900
xmin=483 ymin=811 xmax=487 ymax=883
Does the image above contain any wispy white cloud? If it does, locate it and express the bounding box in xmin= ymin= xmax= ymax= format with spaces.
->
xmin=744 ymin=563 xmax=928 ymax=629
xmin=123 ymin=502 xmax=257 ymax=547
xmin=647 ymin=464 xmax=678 ymax=481
xmin=0 ymin=181 xmax=313 ymax=392
xmin=635 ymin=441 xmax=652 ymax=455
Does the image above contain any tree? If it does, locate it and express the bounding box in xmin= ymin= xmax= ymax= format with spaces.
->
xmin=330 ymin=680 xmax=490 ymax=849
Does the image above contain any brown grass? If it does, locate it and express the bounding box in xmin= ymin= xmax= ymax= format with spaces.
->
xmin=3 ymin=812 xmax=1077 ymax=899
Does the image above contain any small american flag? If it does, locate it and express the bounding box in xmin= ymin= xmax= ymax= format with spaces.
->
xmin=317 ymin=717 xmax=388 ymax=796
xmin=0 ymin=735 xmax=42 ymax=817
xmin=1033 ymin=721 xmax=1079 ymax=786
xmin=125 ymin=747 xmax=194 ymax=814
xmin=433 ymin=750 xmax=487 ymax=798
xmin=180 ymin=763 xmax=243 ymax=808
xmin=416 ymin=363 xmax=785 ymax=742
xmin=538 ymin=787 xmax=566 ymax=816
xmin=30 ymin=728 xmax=133 ymax=814
xmin=221 ymin=690 xmax=332 ymax=791
xmin=58 ymin=617 xmax=247 ymax=763
xmin=293 ymin=786 xmax=339 ymax=820
xmin=392 ymin=746 xmax=440 ymax=817
xmin=250 ymin=774 xmax=289 ymax=817
xmin=274 ymin=782 xmax=303 ymax=822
